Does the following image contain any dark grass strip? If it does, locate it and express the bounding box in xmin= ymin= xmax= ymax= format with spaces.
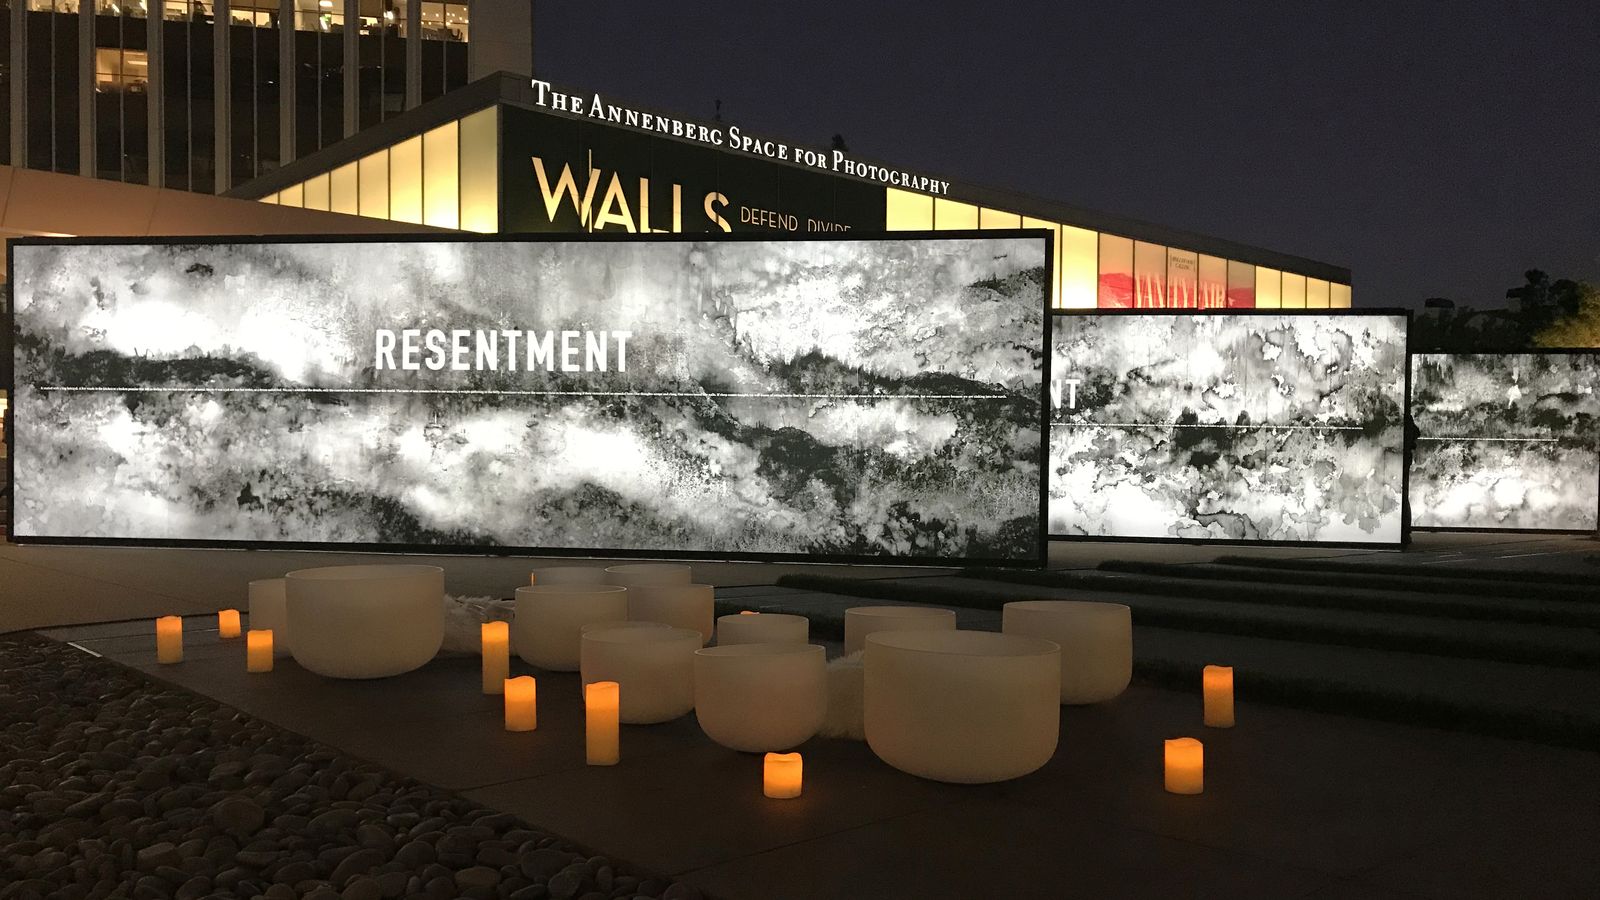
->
xmin=719 ymin=598 xmax=1600 ymax=750
xmin=774 ymin=574 xmax=1600 ymax=670
xmin=1100 ymin=557 xmax=1600 ymax=605
xmin=1086 ymin=561 xmax=1600 ymax=627
xmin=1214 ymin=554 xmax=1600 ymax=590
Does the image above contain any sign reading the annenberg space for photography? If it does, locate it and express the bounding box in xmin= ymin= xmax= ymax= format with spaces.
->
xmin=9 ymin=234 xmax=1048 ymax=564
xmin=1410 ymin=353 xmax=1600 ymax=531
xmin=1048 ymin=312 xmax=1409 ymax=545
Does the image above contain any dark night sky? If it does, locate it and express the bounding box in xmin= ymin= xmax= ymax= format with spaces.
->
xmin=533 ymin=1 xmax=1599 ymax=310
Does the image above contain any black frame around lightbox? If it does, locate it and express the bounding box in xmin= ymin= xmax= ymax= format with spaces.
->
xmin=1045 ymin=306 xmax=1415 ymax=549
xmin=5 ymin=228 xmax=1056 ymax=569
xmin=1408 ymin=348 xmax=1600 ymax=536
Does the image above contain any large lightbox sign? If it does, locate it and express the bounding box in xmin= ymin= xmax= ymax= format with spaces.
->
xmin=1048 ymin=311 xmax=1409 ymax=545
xmin=8 ymin=233 xmax=1049 ymax=565
xmin=1410 ymin=352 xmax=1600 ymax=532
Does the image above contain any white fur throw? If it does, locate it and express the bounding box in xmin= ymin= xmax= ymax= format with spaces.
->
xmin=820 ymin=650 xmax=865 ymax=741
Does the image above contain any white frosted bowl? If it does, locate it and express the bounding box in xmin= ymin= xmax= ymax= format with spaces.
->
xmin=843 ymin=605 xmax=957 ymax=655
xmin=715 ymin=613 xmax=809 ymax=646
xmin=513 ymin=584 xmax=629 ymax=671
xmin=285 ymin=565 xmax=444 ymax=679
xmin=529 ymin=566 xmax=610 ymax=585
xmin=1002 ymin=601 xmax=1132 ymax=705
xmin=580 ymin=620 xmax=671 ymax=635
xmin=580 ymin=626 xmax=701 ymax=723
xmin=246 ymin=578 xmax=292 ymax=657
xmin=694 ymin=643 xmax=827 ymax=752
xmin=865 ymin=630 xmax=1061 ymax=783
xmin=626 ymin=583 xmax=715 ymax=645
xmin=604 ymin=563 xmax=693 ymax=587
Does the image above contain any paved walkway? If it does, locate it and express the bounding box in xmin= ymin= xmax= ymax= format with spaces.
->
xmin=40 ymin=601 xmax=1600 ymax=900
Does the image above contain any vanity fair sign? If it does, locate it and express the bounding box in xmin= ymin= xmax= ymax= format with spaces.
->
xmin=1048 ymin=311 xmax=1410 ymax=546
xmin=8 ymin=233 xmax=1050 ymax=565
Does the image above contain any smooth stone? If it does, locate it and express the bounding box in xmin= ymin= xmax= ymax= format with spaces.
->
xmin=454 ymin=866 xmax=500 ymax=890
xmin=341 ymin=876 xmax=382 ymax=900
xmin=212 ymin=797 xmax=266 ymax=835
xmin=329 ymin=848 xmax=385 ymax=885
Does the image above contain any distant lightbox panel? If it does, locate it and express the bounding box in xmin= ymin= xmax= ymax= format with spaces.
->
xmin=1410 ymin=352 xmax=1600 ymax=532
xmin=7 ymin=232 xmax=1051 ymax=566
xmin=1048 ymin=310 xmax=1410 ymax=546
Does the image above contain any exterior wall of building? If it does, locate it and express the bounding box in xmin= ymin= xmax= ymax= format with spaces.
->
xmin=253 ymin=98 xmax=1351 ymax=311
xmin=4 ymin=0 xmax=478 ymax=193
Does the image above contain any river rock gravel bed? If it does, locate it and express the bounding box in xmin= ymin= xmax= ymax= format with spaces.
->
xmin=0 ymin=633 xmax=702 ymax=900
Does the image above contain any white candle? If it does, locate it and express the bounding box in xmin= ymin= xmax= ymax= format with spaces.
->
xmin=246 ymin=629 xmax=273 ymax=673
xmin=156 ymin=616 xmax=183 ymax=664
xmin=764 ymin=752 xmax=803 ymax=799
xmin=585 ymin=681 xmax=620 ymax=765
xmin=217 ymin=609 xmax=241 ymax=639
xmin=1203 ymin=665 xmax=1235 ymax=728
xmin=1165 ymin=738 xmax=1203 ymax=795
xmin=482 ymin=621 xmax=510 ymax=694
xmin=504 ymin=676 xmax=537 ymax=732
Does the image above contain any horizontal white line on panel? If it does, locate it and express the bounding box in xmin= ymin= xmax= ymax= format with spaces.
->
xmin=1417 ymin=437 xmax=1561 ymax=443
xmin=37 ymin=386 xmax=1008 ymax=400
xmin=1052 ymin=422 xmax=1367 ymax=431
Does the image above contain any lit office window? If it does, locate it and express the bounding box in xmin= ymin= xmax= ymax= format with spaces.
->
xmin=279 ymin=182 xmax=304 ymax=208
xmin=94 ymin=48 xmax=149 ymax=92
xmin=295 ymin=0 xmax=345 ymax=32
xmin=422 ymin=120 xmax=460 ymax=229
xmin=331 ymin=161 xmax=359 ymax=215
xmin=932 ymin=198 xmax=978 ymax=230
xmin=1020 ymin=216 xmax=1059 ymax=307
xmin=1280 ymin=271 xmax=1307 ymax=308
xmin=1058 ymin=225 xmax=1097 ymax=309
xmin=1098 ymin=234 xmax=1134 ymax=308
xmin=1306 ymin=277 xmax=1330 ymax=309
xmin=978 ymin=208 xmax=1021 ymax=229
xmin=229 ymin=2 xmax=278 ymax=27
xmin=1133 ymin=241 xmax=1165 ymax=308
xmin=304 ymin=173 xmax=331 ymax=211
xmin=1226 ymin=259 xmax=1255 ymax=307
xmin=1331 ymin=282 xmax=1352 ymax=309
xmin=389 ymin=135 xmax=424 ymax=224
xmin=459 ymin=106 xmax=499 ymax=233
xmin=1198 ymin=255 xmax=1227 ymax=310
xmin=1255 ymin=267 xmax=1282 ymax=309
xmin=884 ymin=188 xmax=933 ymax=230
xmin=358 ymin=149 xmax=390 ymax=219
xmin=420 ymin=1 xmax=469 ymax=41
xmin=1167 ymin=248 xmax=1198 ymax=309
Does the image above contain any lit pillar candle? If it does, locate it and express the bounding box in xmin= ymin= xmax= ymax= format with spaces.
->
xmin=217 ymin=608 xmax=241 ymax=639
xmin=246 ymin=629 xmax=274 ymax=673
xmin=740 ymin=610 xmax=759 ymax=615
xmin=1165 ymin=738 xmax=1204 ymax=795
xmin=155 ymin=616 xmax=183 ymax=664
xmin=1203 ymin=665 xmax=1235 ymax=728
xmin=585 ymin=681 xmax=620 ymax=766
xmin=764 ymin=752 xmax=803 ymax=799
xmin=504 ymin=676 xmax=537 ymax=732
xmin=482 ymin=621 xmax=510 ymax=695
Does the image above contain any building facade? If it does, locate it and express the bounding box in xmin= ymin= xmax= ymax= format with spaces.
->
xmin=238 ymin=74 xmax=1352 ymax=310
xmin=3 ymin=1 xmax=530 ymax=193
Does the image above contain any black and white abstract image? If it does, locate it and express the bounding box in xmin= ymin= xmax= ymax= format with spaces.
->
xmin=1048 ymin=313 xmax=1408 ymax=544
xmin=11 ymin=237 xmax=1047 ymax=561
xmin=1410 ymin=353 xmax=1599 ymax=530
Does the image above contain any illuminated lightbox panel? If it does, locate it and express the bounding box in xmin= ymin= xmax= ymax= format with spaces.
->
xmin=1048 ymin=311 xmax=1410 ymax=545
xmin=1410 ymin=353 xmax=1600 ymax=532
xmin=8 ymin=233 xmax=1050 ymax=565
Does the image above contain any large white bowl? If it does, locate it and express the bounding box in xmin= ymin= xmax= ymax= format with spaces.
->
xmin=246 ymin=577 xmax=292 ymax=657
xmin=626 ymin=583 xmax=715 ymax=645
xmin=284 ymin=565 xmax=444 ymax=679
xmin=694 ymin=643 xmax=827 ymax=752
xmin=604 ymin=563 xmax=693 ymax=587
xmin=865 ymin=630 xmax=1060 ymax=783
xmin=529 ymin=566 xmax=610 ymax=585
xmin=580 ymin=625 xmax=701 ymax=723
xmin=843 ymin=605 xmax=957 ymax=655
xmin=1002 ymin=600 xmax=1132 ymax=705
xmin=512 ymin=584 xmax=629 ymax=671
xmin=715 ymin=613 xmax=809 ymax=646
